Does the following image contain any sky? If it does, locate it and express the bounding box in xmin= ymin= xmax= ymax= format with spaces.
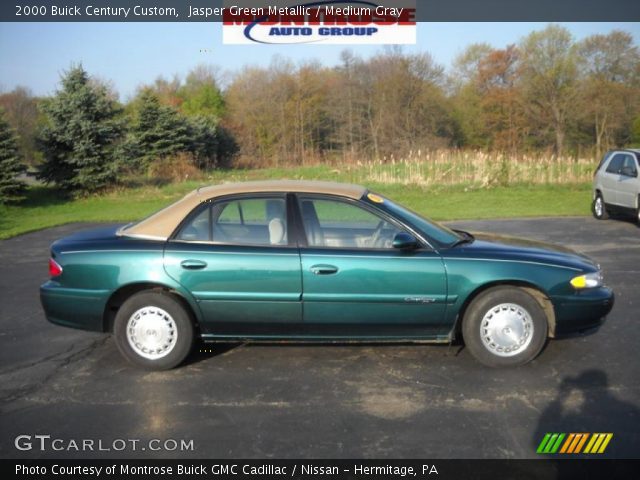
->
xmin=0 ymin=22 xmax=638 ymax=100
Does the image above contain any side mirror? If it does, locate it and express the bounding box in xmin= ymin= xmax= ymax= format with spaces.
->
xmin=393 ymin=232 xmax=419 ymax=250
xmin=621 ymin=166 xmax=638 ymax=178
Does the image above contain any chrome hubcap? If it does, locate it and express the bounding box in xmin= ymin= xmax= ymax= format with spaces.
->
xmin=480 ymin=303 xmax=534 ymax=357
xmin=126 ymin=306 xmax=177 ymax=360
xmin=595 ymin=197 xmax=603 ymax=216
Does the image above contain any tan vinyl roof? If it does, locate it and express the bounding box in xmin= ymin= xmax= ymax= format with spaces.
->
xmin=119 ymin=180 xmax=367 ymax=240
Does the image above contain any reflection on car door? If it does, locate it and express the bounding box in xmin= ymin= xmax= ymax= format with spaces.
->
xmin=296 ymin=195 xmax=448 ymax=339
xmin=163 ymin=195 xmax=303 ymax=337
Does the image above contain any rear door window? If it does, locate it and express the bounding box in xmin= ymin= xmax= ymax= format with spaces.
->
xmin=213 ymin=197 xmax=288 ymax=246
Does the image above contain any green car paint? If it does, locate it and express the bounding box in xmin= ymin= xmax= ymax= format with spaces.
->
xmin=40 ymin=191 xmax=614 ymax=347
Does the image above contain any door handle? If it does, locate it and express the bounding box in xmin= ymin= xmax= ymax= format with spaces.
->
xmin=180 ymin=259 xmax=207 ymax=270
xmin=310 ymin=264 xmax=339 ymax=275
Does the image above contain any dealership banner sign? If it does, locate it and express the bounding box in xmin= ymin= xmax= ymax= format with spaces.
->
xmin=222 ymin=0 xmax=416 ymax=44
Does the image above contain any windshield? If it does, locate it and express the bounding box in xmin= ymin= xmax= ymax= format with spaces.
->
xmin=364 ymin=192 xmax=462 ymax=247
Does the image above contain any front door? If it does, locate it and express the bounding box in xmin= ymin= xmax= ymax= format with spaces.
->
xmin=295 ymin=195 xmax=448 ymax=339
xmin=163 ymin=194 xmax=302 ymax=337
xmin=602 ymin=153 xmax=625 ymax=206
xmin=616 ymin=154 xmax=639 ymax=209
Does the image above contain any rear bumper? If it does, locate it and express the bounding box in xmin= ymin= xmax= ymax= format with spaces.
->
xmin=40 ymin=281 xmax=110 ymax=332
xmin=552 ymin=287 xmax=614 ymax=336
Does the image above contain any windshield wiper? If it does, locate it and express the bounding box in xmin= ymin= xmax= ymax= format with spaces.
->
xmin=449 ymin=230 xmax=475 ymax=248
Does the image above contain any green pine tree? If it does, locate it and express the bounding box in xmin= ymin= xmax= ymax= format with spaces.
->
xmin=0 ymin=109 xmax=26 ymax=203
xmin=187 ymin=116 xmax=237 ymax=169
xmin=126 ymin=90 xmax=191 ymax=170
xmin=38 ymin=65 xmax=123 ymax=194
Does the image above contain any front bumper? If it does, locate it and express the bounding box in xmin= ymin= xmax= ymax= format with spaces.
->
xmin=552 ymin=286 xmax=614 ymax=336
xmin=40 ymin=281 xmax=110 ymax=332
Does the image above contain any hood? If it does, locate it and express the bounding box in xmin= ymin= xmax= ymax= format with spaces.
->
xmin=452 ymin=231 xmax=598 ymax=271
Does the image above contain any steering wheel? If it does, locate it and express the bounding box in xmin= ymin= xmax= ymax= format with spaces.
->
xmin=369 ymin=220 xmax=386 ymax=248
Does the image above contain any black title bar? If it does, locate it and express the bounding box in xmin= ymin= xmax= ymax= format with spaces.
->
xmin=1 ymin=0 xmax=639 ymax=22
xmin=4 ymin=459 xmax=640 ymax=480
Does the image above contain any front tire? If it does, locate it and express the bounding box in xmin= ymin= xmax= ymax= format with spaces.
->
xmin=592 ymin=193 xmax=609 ymax=220
xmin=114 ymin=290 xmax=194 ymax=370
xmin=462 ymin=286 xmax=548 ymax=367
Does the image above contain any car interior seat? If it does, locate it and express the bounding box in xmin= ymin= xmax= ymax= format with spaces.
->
xmin=266 ymin=199 xmax=287 ymax=245
xmin=268 ymin=217 xmax=286 ymax=244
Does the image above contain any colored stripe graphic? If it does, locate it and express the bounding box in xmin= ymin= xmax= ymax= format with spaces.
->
xmin=539 ymin=433 xmax=613 ymax=454
xmin=559 ymin=433 xmax=574 ymax=453
xmin=536 ymin=433 xmax=552 ymax=453
xmin=574 ymin=433 xmax=589 ymax=453
xmin=537 ymin=433 xmax=565 ymax=454
xmin=584 ymin=433 xmax=613 ymax=454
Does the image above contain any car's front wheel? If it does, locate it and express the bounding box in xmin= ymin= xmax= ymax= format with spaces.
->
xmin=592 ymin=193 xmax=609 ymax=220
xmin=113 ymin=290 xmax=194 ymax=370
xmin=462 ymin=286 xmax=548 ymax=367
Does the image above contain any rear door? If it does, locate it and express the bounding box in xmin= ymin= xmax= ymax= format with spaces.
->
xmin=163 ymin=194 xmax=303 ymax=337
xmin=295 ymin=195 xmax=448 ymax=338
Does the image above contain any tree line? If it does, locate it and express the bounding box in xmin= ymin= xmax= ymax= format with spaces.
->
xmin=0 ymin=25 xmax=638 ymax=201
xmin=227 ymin=26 xmax=639 ymax=164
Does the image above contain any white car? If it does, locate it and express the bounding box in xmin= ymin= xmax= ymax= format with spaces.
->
xmin=592 ymin=149 xmax=640 ymax=224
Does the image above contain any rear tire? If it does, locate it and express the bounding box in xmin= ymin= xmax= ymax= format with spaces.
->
xmin=592 ymin=193 xmax=609 ymax=220
xmin=462 ymin=286 xmax=548 ymax=367
xmin=114 ymin=290 xmax=194 ymax=370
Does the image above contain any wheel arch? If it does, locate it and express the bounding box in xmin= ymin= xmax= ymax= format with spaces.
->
xmin=452 ymin=280 xmax=556 ymax=340
xmin=594 ymin=188 xmax=604 ymax=201
xmin=103 ymin=282 xmax=201 ymax=333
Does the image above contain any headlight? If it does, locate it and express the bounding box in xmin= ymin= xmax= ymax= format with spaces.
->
xmin=570 ymin=271 xmax=603 ymax=289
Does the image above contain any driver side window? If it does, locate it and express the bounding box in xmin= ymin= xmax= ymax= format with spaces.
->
xmin=298 ymin=197 xmax=403 ymax=249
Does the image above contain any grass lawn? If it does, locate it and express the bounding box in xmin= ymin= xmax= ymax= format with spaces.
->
xmin=0 ymin=168 xmax=593 ymax=240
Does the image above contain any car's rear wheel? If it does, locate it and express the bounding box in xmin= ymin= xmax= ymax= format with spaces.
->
xmin=114 ymin=290 xmax=194 ymax=370
xmin=462 ymin=286 xmax=548 ymax=367
xmin=592 ymin=193 xmax=609 ymax=220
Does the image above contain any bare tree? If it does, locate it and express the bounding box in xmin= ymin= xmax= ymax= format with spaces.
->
xmin=520 ymin=25 xmax=578 ymax=156
xmin=576 ymin=31 xmax=640 ymax=153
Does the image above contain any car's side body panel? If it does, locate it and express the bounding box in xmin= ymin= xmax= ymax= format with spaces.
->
xmin=41 ymin=224 xmax=614 ymax=341
xmin=441 ymin=252 xmax=612 ymax=336
xmin=40 ymin=280 xmax=110 ymax=332
xmin=299 ymin=248 xmax=448 ymax=338
xmin=163 ymin=242 xmax=303 ymax=336
xmin=40 ymin=233 xmax=203 ymax=332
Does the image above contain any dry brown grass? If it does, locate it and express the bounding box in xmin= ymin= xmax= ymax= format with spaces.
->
xmin=233 ymin=150 xmax=596 ymax=187
xmin=337 ymin=150 xmax=595 ymax=187
xmin=147 ymin=153 xmax=204 ymax=183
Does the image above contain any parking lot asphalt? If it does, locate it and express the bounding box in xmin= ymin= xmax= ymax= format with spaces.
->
xmin=1 ymin=217 xmax=638 ymax=459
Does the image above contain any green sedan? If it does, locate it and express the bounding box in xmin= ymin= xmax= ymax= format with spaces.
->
xmin=40 ymin=180 xmax=614 ymax=369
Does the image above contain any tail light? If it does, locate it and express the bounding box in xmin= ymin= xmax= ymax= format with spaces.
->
xmin=49 ymin=258 xmax=63 ymax=277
